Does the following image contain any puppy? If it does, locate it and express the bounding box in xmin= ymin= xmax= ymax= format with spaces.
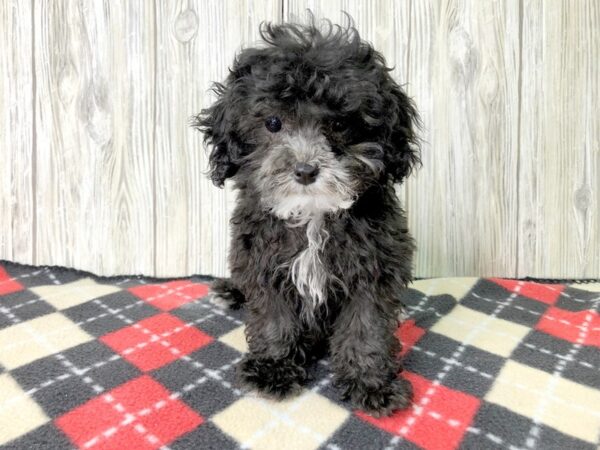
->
xmin=195 ymin=19 xmax=420 ymax=416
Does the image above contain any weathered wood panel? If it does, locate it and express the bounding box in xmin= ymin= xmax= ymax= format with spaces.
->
xmin=0 ymin=0 xmax=598 ymax=278
xmin=0 ymin=1 xmax=34 ymax=263
xmin=34 ymin=0 xmax=155 ymax=275
xmin=154 ymin=0 xmax=281 ymax=277
xmin=406 ymin=0 xmax=521 ymax=277
xmin=518 ymin=0 xmax=600 ymax=278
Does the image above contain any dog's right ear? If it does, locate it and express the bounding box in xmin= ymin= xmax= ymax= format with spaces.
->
xmin=193 ymin=82 xmax=242 ymax=188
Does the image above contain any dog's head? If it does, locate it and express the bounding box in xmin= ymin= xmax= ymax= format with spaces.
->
xmin=195 ymin=20 xmax=420 ymax=224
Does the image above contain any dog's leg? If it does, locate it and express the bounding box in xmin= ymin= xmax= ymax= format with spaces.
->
xmin=330 ymin=288 xmax=412 ymax=416
xmin=209 ymin=278 xmax=245 ymax=310
xmin=238 ymin=294 xmax=308 ymax=398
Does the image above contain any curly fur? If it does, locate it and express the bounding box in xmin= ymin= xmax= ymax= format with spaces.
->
xmin=194 ymin=17 xmax=420 ymax=416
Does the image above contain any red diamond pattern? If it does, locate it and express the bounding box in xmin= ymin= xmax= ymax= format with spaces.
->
xmin=396 ymin=319 xmax=426 ymax=357
xmin=0 ymin=266 xmax=24 ymax=296
xmin=358 ymin=372 xmax=481 ymax=450
xmin=129 ymin=280 xmax=210 ymax=311
xmin=101 ymin=313 xmax=213 ymax=371
xmin=491 ymin=278 xmax=564 ymax=305
xmin=537 ymin=306 xmax=600 ymax=347
xmin=56 ymin=375 xmax=203 ymax=450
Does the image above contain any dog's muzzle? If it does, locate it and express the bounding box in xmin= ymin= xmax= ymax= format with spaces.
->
xmin=293 ymin=162 xmax=319 ymax=185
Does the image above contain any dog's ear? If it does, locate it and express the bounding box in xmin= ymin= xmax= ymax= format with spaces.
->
xmin=383 ymin=85 xmax=421 ymax=183
xmin=193 ymin=82 xmax=244 ymax=187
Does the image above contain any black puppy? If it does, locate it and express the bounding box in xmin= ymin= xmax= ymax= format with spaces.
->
xmin=195 ymin=19 xmax=420 ymax=416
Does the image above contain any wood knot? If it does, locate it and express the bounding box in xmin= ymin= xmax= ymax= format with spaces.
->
xmin=479 ymin=63 xmax=499 ymax=104
xmin=574 ymin=185 xmax=592 ymax=212
xmin=174 ymin=9 xmax=198 ymax=43
xmin=449 ymin=28 xmax=478 ymax=84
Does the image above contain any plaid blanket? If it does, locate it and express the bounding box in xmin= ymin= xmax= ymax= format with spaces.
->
xmin=0 ymin=261 xmax=598 ymax=450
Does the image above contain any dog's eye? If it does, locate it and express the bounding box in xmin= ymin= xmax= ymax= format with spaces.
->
xmin=265 ymin=116 xmax=282 ymax=133
xmin=330 ymin=119 xmax=346 ymax=133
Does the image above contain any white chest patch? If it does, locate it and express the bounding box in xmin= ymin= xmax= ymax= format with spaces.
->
xmin=290 ymin=217 xmax=329 ymax=310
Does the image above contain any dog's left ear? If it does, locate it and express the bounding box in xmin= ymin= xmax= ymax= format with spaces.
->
xmin=193 ymin=82 xmax=244 ymax=188
xmin=383 ymin=85 xmax=421 ymax=183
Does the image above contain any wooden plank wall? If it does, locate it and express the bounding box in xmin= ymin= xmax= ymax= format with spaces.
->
xmin=33 ymin=1 xmax=156 ymax=275
xmin=0 ymin=1 xmax=34 ymax=263
xmin=0 ymin=0 xmax=598 ymax=278
xmin=518 ymin=0 xmax=600 ymax=278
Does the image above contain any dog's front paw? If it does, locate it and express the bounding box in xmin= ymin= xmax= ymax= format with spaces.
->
xmin=239 ymin=355 xmax=306 ymax=399
xmin=209 ymin=278 xmax=245 ymax=310
xmin=346 ymin=377 xmax=413 ymax=417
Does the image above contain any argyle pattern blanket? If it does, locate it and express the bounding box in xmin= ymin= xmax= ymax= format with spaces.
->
xmin=0 ymin=261 xmax=599 ymax=450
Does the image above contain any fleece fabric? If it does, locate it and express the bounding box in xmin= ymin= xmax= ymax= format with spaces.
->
xmin=0 ymin=261 xmax=598 ymax=449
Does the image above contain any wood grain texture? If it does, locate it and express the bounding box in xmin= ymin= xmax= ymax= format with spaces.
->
xmin=518 ymin=0 xmax=600 ymax=277
xmin=0 ymin=1 xmax=34 ymax=263
xmin=34 ymin=1 xmax=155 ymax=275
xmin=1 ymin=1 xmax=598 ymax=278
xmin=154 ymin=0 xmax=281 ymax=277
xmin=406 ymin=0 xmax=521 ymax=277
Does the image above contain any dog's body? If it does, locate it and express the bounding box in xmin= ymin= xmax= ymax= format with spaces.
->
xmin=196 ymin=20 xmax=420 ymax=416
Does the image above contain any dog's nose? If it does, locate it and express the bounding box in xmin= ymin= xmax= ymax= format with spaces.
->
xmin=293 ymin=162 xmax=319 ymax=185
